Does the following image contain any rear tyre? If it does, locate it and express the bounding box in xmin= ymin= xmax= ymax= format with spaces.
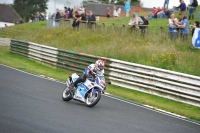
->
xmin=62 ymin=86 xmax=72 ymax=101
xmin=85 ymin=91 xmax=101 ymax=107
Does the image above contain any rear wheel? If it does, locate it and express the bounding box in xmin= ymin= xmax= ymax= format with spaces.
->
xmin=62 ymin=86 xmax=72 ymax=101
xmin=85 ymin=91 xmax=101 ymax=107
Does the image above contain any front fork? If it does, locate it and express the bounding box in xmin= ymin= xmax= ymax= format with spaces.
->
xmin=66 ymin=77 xmax=72 ymax=87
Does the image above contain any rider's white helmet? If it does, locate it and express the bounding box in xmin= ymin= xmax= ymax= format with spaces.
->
xmin=95 ymin=60 xmax=105 ymax=71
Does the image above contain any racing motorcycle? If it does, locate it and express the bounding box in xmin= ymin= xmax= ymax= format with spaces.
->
xmin=62 ymin=73 xmax=110 ymax=107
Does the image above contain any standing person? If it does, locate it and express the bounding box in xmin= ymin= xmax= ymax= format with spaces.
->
xmin=55 ymin=9 xmax=61 ymax=27
xmin=106 ymin=7 xmax=111 ymax=18
xmin=168 ymin=13 xmax=178 ymax=41
xmin=31 ymin=14 xmax=34 ymax=22
xmin=175 ymin=13 xmax=189 ymax=40
xmin=34 ymin=12 xmax=39 ymax=22
xmin=113 ymin=6 xmax=118 ymax=17
xmin=64 ymin=7 xmax=68 ymax=19
xmin=117 ymin=7 xmax=121 ymax=17
xmin=124 ymin=0 xmax=130 ymax=17
xmin=188 ymin=0 xmax=198 ymax=20
xmin=47 ymin=12 xmax=52 ymax=28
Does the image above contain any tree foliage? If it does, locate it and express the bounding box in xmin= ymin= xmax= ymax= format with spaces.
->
xmin=13 ymin=0 xmax=48 ymax=22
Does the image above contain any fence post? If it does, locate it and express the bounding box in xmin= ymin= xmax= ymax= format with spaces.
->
xmin=122 ymin=25 xmax=125 ymax=36
xmin=112 ymin=23 xmax=115 ymax=32
xmin=76 ymin=25 xmax=79 ymax=31
xmin=93 ymin=23 xmax=97 ymax=33
xmin=85 ymin=22 xmax=88 ymax=30
xmin=102 ymin=23 xmax=105 ymax=32
xmin=160 ymin=27 xmax=163 ymax=38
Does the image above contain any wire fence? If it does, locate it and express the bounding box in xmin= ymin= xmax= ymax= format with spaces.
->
xmin=45 ymin=18 xmax=188 ymax=41
xmin=0 ymin=18 xmax=189 ymax=42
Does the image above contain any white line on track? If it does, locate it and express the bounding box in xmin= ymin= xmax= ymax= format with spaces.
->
xmin=1 ymin=64 xmax=200 ymax=126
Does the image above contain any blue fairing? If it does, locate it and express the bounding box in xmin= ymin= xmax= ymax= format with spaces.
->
xmin=77 ymin=84 xmax=88 ymax=97
xmin=95 ymin=77 xmax=99 ymax=85
xmin=92 ymin=87 xmax=100 ymax=94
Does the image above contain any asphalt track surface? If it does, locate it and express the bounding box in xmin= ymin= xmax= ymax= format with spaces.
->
xmin=0 ymin=64 xmax=200 ymax=133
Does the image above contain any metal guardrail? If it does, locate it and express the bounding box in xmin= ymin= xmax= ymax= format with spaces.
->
xmin=0 ymin=38 xmax=11 ymax=46
xmin=9 ymin=40 xmax=200 ymax=107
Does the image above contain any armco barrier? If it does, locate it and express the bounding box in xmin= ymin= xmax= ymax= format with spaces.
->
xmin=0 ymin=38 xmax=11 ymax=46
xmin=10 ymin=40 xmax=200 ymax=107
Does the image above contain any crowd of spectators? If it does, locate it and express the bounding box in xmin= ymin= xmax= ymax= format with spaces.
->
xmin=107 ymin=6 xmax=122 ymax=18
xmin=45 ymin=5 xmax=97 ymax=28
xmin=147 ymin=0 xmax=198 ymax=20
xmin=30 ymin=12 xmax=47 ymax=22
xmin=28 ymin=0 xmax=200 ymax=43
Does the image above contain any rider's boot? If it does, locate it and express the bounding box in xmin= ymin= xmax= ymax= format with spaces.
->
xmin=69 ymin=83 xmax=75 ymax=98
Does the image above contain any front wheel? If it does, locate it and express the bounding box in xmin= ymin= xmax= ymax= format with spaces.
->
xmin=62 ymin=86 xmax=72 ymax=101
xmin=85 ymin=91 xmax=101 ymax=107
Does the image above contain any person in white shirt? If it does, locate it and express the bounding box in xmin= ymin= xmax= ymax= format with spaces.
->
xmin=117 ymin=7 xmax=121 ymax=17
xmin=113 ymin=6 xmax=118 ymax=17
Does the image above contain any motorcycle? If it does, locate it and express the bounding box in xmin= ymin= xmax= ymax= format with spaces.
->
xmin=62 ymin=73 xmax=110 ymax=107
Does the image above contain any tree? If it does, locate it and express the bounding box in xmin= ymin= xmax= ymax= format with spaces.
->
xmin=13 ymin=0 xmax=48 ymax=22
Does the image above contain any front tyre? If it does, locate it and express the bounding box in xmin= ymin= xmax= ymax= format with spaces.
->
xmin=62 ymin=86 xmax=72 ymax=101
xmin=85 ymin=91 xmax=101 ymax=107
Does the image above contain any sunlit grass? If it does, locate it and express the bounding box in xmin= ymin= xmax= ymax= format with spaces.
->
xmin=1 ymin=10 xmax=200 ymax=77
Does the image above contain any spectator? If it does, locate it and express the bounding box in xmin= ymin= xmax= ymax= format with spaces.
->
xmin=69 ymin=8 xmax=73 ymax=19
xmin=81 ymin=6 xmax=85 ymax=14
xmin=168 ymin=13 xmax=178 ymax=41
xmin=64 ymin=7 xmax=68 ymax=19
xmin=128 ymin=13 xmax=144 ymax=29
xmin=154 ymin=7 xmax=162 ymax=18
xmin=72 ymin=11 xmax=80 ymax=27
xmin=47 ymin=12 xmax=53 ymax=28
xmin=117 ymin=7 xmax=121 ymax=17
xmin=157 ymin=7 xmax=165 ymax=18
xmin=72 ymin=10 xmax=86 ymax=27
xmin=64 ymin=7 xmax=68 ymax=17
xmin=43 ymin=12 xmax=47 ymax=20
xmin=31 ymin=14 xmax=35 ymax=22
xmin=124 ymin=0 xmax=131 ymax=17
xmin=157 ymin=8 xmax=170 ymax=18
xmin=175 ymin=13 xmax=189 ymax=40
xmin=106 ymin=7 xmax=111 ymax=18
xmin=188 ymin=0 xmax=198 ymax=20
xmin=113 ymin=6 xmax=118 ymax=17
xmin=164 ymin=8 xmax=171 ymax=18
xmin=34 ymin=12 xmax=39 ymax=22
xmin=148 ymin=7 xmax=157 ymax=19
xmin=55 ymin=8 xmax=61 ymax=27
xmin=172 ymin=0 xmax=186 ymax=12
xmin=39 ymin=13 xmax=44 ymax=21
xmin=86 ymin=10 xmax=96 ymax=24
xmin=190 ymin=21 xmax=200 ymax=36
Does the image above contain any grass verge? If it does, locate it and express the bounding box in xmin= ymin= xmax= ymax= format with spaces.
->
xmin=0 ymin=46 xmax=200 ymax=122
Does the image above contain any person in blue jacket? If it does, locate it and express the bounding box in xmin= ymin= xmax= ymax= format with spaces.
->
xmin=172 ymin=0 xmax=186 ymax=12
xmin=124 ymin=0 xmax=130 ymax=17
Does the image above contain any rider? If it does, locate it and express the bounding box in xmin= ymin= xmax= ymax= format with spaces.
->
xmin=69 ymin=59 xmax=105 ymax=95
